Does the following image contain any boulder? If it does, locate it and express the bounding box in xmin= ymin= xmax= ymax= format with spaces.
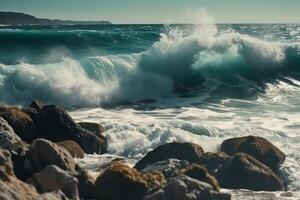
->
xmin=135 ymin=142 xmax=204 ymax=170
xmin=29 ymin=101 xmax=44 ymax=112
xmin=35 ymin=105 xmax=106 ymax=154
xmin=198 ymin=152 xmax=229 ymax=177
xmin=27 ymin=165 xmax=79 ymax=199
xmin=56 ymin=140 xmax=85 ymax=159
xmin=143 ymin=175 xmax=231 ymax=200
xmin=180 ymin=164 xmax=220 ymax=191
xmin=0 ymin=117 xmax=22 ymax=151
xmin=26 ymin=139 xmax=76 ymax=174
xmin=0 ymin=105 xmax=34 ymax=142
xmin=95 ymin=161 xmax=163 ymax=200
xmin=218 ymin=153 xmax=283 ymax=191
xmin=0 ymin=149 xmax=39 ymax=200
xmin=221 ymin=136 xmax=285 ymax=170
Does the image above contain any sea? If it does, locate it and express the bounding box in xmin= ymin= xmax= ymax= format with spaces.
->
xmin=0 ymin=23 xmax=300 ymax=199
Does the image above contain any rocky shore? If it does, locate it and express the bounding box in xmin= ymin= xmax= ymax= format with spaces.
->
xmin=0 ymin=101 xmax=287 ymax=200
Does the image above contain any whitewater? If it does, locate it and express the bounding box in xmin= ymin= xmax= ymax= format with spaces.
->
xmin=0 ymin=22 xmax=300 ymax=199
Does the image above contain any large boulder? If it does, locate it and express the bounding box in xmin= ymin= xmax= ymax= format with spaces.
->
xmin=26 ymin=139 xmax=76 ymax=174
xmin=27 ymin=165 xmax=79 ymax=199
xmin=56 ymin=140 xmax=85 ymax=159
xmin=0 ymin=105 xmax=34 ymax=142
xmin=0 ymin=117 xmax=23 ymax=151
xmin=0 ymin=149 xmax=39 ymax=200
xmin=221 ymin=136 xmax=285 ymax=171
xmin=218 ymin=153 xmax=283 ymax=191
xmin=143 ymin=175 xmax=231 ymax=200
xmin=95 ymin=161 xmax=164 ymax=200
xmin=135 ymin=142 xmax=204 ymax=170
xmin=35 ymin=105 xmax=106 ymax=154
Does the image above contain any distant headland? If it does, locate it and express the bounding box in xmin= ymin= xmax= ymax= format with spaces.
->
xmin=0 ymin=11 xmax=112 ymax=25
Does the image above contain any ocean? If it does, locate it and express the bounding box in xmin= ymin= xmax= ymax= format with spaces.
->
xmin=0 ymin=24 xmax=300 ymax=199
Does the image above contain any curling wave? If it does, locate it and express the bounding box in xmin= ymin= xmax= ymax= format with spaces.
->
xmin=0 ymin=24 xmax=299 ymax=107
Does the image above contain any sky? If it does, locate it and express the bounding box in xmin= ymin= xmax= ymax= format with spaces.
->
xmin=0 ymin=0 xmax=300 ymax=24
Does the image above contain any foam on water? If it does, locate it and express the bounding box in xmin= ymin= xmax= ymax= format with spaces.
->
xmin=71 ymin=79 xmax=300 ymax=190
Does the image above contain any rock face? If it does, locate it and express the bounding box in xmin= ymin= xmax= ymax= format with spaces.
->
xmin=35 ymin=105 xmax=106 ymax=154
xmin=26 ymin=139 xmax=76 ymax=174
xmin=135 ymin=142 xmax=204 ymax=170
xmin=0 ymin=117 xmax=22 ymax=151
xmin=0 ymin=105 xmax=34 ymax=142
xmin=56 ymin=140 xmax=85 ymax=159
xmin=221 ymin=136 xmax=285 ymax=170
xmin=143 ymin=175 xmax=231 ymax=200
xmin=27 ymin=165 xmax=79 ymax=199
xmin=0 ymin=149 xmax=39 ymax=200
xmin=95 ymin=161 xmax=157 ymax=200
xmin=218 ymin=153 xmax=283 ymax=191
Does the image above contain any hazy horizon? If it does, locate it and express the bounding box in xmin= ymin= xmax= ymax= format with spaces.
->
xmin=0 ymin=0 xmax=300 ymax=24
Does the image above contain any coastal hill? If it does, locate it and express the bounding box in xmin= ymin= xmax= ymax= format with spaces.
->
xmin=0 ymin=11 xmax=111 ymax=25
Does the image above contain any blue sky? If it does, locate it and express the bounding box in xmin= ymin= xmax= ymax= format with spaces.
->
xmin=1 ymin=0 xmax=300 ymax=23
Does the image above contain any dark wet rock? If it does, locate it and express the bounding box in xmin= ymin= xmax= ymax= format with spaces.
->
xmin=35 ymin=105 xmax=106 ymax=154
xmin=0 ymin=117 xmax=22 ymax=151
xmin=181 ymin=164 xmax=220 ymax=191
xmin=26 ymin=139 xmax=76 ymax=174
xmin=56 ymin=140 xmax=85 ymax=159
xmin=0 ymin=105 xmax=35 ymax=142
xmin=95 ymin=161 xmax=164 ymax=200
xmin=27 ymin=165 xmax=79 ymax=199
xmin=221 ymin=136 xmax=285 ymax=171
xmin=75 ymin=167 xmax=97 ymax=200
xmin=218 ymin=153 xmax=284 ymax=191
xmin=198 ymin=152 xmax=229 ymax=177
xmin=141 ymin=159 xmax=190 ymax=178
xmin=135 ymin=142 xmax=204 ymax=170
xmin=29 ymin=101 xmax=45 ymax=112
xmin=0 ymin=148 xmax=39 ymax=200
xmin=143 ymin=175 xmax=231 ymax=200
